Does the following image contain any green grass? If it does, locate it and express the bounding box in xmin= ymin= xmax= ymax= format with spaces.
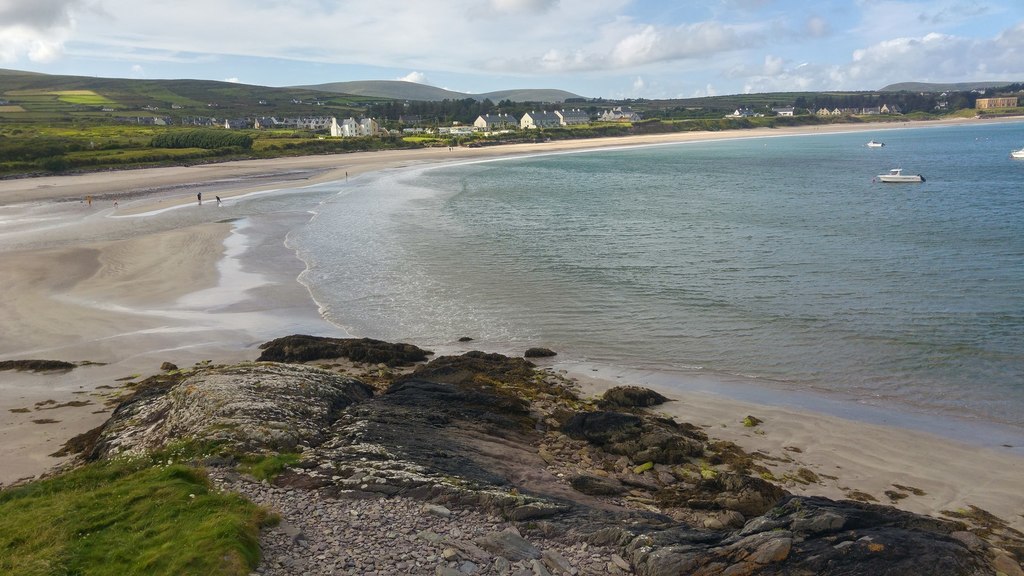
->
xmin=54 ymin=90 xmax=117 ymax=106
xmin=239 ymin=453 xmax=301 ymax=481
xmin=0 ymin=454 xmax=269 ymax=576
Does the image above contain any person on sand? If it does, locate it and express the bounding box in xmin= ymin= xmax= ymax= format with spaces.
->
xmin=216 ymin=195 xmax=222 ymax=207
xmin=197 ymin=192 xmax=202 ymax=205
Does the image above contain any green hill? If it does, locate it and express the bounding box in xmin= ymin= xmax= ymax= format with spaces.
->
xmin=0 ymin=69 xmax=373 ymax=120
xmin=879 ymin=81 xmax=1021 ymax=92
xmin=298 ymin=80 xmax=584 ymax=103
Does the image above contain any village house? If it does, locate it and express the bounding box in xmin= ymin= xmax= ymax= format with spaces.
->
xmin=520 ymin=110 xmax=561 ymax=129
xmin=599 ymin=106 xmax=641 ymax=122
xmin=253 ymin=116 xmax=334 ymax=130
xmin=555 ymin=109 xmax=590 ymax=126
xmin=772 ymin=106 xmax=795 ymax=116
xmin=438 ymin=125 xmax=474 ymax=136
xmin=474 ymin=113 xmax=519 ymax=131
xmin=727 ymin=107 xmax=755 ymax=118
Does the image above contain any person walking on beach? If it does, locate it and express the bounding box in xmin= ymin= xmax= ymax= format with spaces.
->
xmin=216 ymin=195 xmax=222 ymax=207
xmin=197 ymin=192 xmax=202 ymax=205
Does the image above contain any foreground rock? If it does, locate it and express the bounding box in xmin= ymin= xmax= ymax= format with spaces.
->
xmin=61 ymin=337 xmax=1022 ymax=575
xmin=256 ymin=334 xmax=432 ymax=366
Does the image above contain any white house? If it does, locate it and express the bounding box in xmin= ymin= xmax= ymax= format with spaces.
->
xmin=555 ymin=109 xmax=590 ymax=126
xmin=331 ymin=117 xmax=357 ymax=137
xmin=520 ymin=110 xmax=561 ymax=129
xmin=772 ymin=106 xmax=795 ymax=116
xmin=330 ymin=117 xmax=380 ymax=137
xmin=598 ymin=106 xmax=641 ymax=122
xmin=474 ymin=113 xmax=519 ymax=131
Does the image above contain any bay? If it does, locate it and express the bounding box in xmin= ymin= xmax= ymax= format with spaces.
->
xmin=290 ymin=121 xmax=1024 ymax=433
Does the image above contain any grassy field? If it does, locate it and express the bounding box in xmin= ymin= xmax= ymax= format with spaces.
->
xmin=54 ymin=90 xmax=118 ymax=106
xmin=0 ymin=448 xmax=270 ymax=576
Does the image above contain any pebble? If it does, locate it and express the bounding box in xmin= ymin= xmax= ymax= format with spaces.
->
xmin=213 ymin=471 xmax=633 ymax=575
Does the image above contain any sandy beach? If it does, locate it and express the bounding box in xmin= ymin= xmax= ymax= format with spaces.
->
xmin=2 ymin=117 xmax=1022 ymax=534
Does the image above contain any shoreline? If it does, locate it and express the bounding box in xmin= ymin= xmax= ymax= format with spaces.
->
xmin=2 ymin=117 xmax=1023 ymax=532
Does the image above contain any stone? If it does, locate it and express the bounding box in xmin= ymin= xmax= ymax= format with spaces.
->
xmin=423 ymin=503 xmax=452 ymax=518
xmin=749 ymin=537 xmax=792 ymax=564
xmin=524 ymin=347 xmax=557 ymax=358
xmin=992 ymin=551 xmax=1024 ymax=576
xmin=610 ymin=554 xmax=630 ymax=570
xmin=568 ymin=474 xmax=626 ymax=496
xmin=599 ymin=386 xmax=670 ymax=408
xmin=741 ymin=415 xmax=763 ymax=427
xmin=541 ymin=550 xmax=572 ymax=574
xmin=476 ymin=531 xmax=542 ymax=561
xmin=530 ymin=559 xmax=552 ymax=575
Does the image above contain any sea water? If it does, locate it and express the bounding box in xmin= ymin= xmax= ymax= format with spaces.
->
xmin=287 ymin=122 xmax=1024 ymax=435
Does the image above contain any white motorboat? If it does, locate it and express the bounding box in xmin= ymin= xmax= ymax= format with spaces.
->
xmin=1011 ymin=147 xmax=1024 ymax=159
xmin=866 ymin=140 xmax=885 ymax=148
xmin=876 ymin=168 xmax=924 ymax=183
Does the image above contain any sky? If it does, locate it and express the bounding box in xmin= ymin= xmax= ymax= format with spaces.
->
xmin=1 ymin=0 xmax=1023 ymax=99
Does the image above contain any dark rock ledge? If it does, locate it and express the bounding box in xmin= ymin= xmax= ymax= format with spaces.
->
xmin=58 ymin=336 xmax=1023 ymax=576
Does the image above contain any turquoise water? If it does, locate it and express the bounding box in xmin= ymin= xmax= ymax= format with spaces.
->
xmin=290 ymin=122 xmax=1024 ymax=431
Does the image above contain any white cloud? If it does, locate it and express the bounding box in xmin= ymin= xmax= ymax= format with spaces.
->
xmin=0 ymin=27 xmax=65 ymax=63
xmin=762 ymin=54 xmax=784 ymax=76
xmin=632 ymin=76 xmax=645 ymax=91
xmin=805 ymin=15 xmax=829 ymax=38
xmin=490 ymin=0 xmax=558 ymax=14
xmin=609 ymin=22 xmax=757 ymax=68
xmin=224 ymin=76 xmax=240 ymax=83
xmin=398 ymin=71 xmax=430 ymax=84
xmin=0 ymin=0 xmax=86 ymax=63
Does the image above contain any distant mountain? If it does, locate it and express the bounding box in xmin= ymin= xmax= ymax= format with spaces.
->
xmin=297 ymin=80 xmax=584 ymax=103
xmin=879 ymin=81 xmax=1021 ymax=92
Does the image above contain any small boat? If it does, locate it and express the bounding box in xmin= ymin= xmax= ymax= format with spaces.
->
xmin=1011 ymin=147 xmax=1024 ymax=159
xmin=866 ymin=140 xmax=885 ymax=148
xmin=876 ymin=168 xmax=925 ymax=183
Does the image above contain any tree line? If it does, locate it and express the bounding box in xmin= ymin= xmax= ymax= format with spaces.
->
xmin=151 ymin=129 xmax=253 ymax=149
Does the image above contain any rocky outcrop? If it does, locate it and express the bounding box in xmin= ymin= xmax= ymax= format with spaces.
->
xmin=85 ymin=362 xmax=372 ymax=459
xmin=0 ymin=359 xmax=77 ymax=372
xmin=562 ymin=410 xmax=705 ymax=464
xmin=68 ymin=336 xmax=1021 ymax=575
xmin=599 ymin=385 xmax=670 ymax=409
xmin=257 ymin=334 xmax=432 ymax=366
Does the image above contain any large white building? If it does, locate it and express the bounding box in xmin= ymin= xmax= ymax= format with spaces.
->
xmin=330 ymin=117 xmax=380 ymax=137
